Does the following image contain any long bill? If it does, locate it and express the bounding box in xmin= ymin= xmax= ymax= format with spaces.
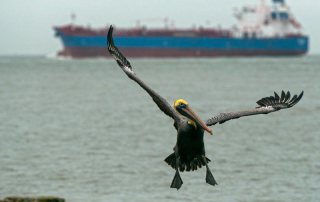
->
xmin=182 ymin=107 xmax=213 ymax=135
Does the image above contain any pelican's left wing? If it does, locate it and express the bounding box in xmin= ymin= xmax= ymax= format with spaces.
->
xmin=206 ymin=91 xmax=304 ymax=126
xmin=107 ymin=25 xmax=181 ymax=125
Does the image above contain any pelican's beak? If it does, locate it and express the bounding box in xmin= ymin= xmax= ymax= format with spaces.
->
xmin=182 ymin=107 xmax=213 ymax=135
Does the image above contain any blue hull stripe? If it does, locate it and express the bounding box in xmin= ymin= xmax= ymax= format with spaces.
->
xmin=60 ymin=35 xmax=309 ymax=52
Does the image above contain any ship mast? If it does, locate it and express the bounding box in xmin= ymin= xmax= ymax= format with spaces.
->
xmin=70 ymin=13 xmax=76 ymax=26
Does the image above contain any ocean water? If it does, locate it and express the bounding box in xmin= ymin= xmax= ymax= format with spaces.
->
xmin=0 ymin=56 xmax=319 ymax=202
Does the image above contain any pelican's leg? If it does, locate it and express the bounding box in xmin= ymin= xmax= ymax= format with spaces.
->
xmin=170 ymin=154 xmax=183 ymax=190
xmin=202 ymin=156 xmax=218 ymax=186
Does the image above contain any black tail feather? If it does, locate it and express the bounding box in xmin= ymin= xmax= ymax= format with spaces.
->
xmin=164 ymin=153 xmax=176 ymax=169
xmin=164 ymin=153 xmax=211 ymax=172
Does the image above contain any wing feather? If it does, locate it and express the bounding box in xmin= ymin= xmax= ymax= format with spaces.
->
xmin=274 ymin=91 xmax=280 ymax=100
xmin=107 ymin=25 xmax=181 ymax=125
xmin=206 ymin=91 xmax=304 ymax=126
xmin=284 ymin=91 xmax=291 ymax=102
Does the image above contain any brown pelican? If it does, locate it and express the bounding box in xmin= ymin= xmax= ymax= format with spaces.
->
xmin=107 ymin=25 xmax=304 ymax=190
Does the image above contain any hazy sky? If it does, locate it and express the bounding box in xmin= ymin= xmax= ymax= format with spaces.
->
xmin=1 ymin=0 xmax=319 ymax=55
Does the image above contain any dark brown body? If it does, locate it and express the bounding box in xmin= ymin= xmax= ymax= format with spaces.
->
xmin=165 ymin=119 xmax=210 ymax=172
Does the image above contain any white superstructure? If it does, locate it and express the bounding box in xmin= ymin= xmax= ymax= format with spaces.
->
xmin=233 ymin=0 xmax=302 ymax=38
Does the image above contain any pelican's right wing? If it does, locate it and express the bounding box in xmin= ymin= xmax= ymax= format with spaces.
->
xmin=206 ymin=91 xmax=304 ymax=126
xmin=107 ymin=25 xmax=181 ymax=125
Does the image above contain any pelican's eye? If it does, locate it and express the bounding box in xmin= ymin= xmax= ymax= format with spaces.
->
xmin=179 ymin=103 xmax=187 ymax=108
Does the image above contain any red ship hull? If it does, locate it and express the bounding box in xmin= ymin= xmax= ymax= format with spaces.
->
xmin=58 ymin=47 xmax=306 ymax=58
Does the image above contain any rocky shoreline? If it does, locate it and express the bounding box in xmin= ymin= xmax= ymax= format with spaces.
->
xmin=0 ymin=197 xmax=65 ymax=202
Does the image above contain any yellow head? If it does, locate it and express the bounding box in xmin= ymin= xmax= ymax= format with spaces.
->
xmin=173 ymin=98 xmax=212 ymax=135
xmin=174 ymin=99 xmax=189 ymax=109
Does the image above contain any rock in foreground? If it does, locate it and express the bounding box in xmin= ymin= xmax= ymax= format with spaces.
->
xmin=1 ymin=197 xmax=65 ymax=202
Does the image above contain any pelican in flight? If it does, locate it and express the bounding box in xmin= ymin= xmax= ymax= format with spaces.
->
xmin=107 ymin=25 xmax=304 ymax=190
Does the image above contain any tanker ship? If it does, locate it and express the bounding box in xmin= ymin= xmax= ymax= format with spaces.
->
xmin=54 ymin=0 xmax=309 ymax=58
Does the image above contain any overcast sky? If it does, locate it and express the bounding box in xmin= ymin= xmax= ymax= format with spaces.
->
xmin=0 ymin=0 xmax=319 ymax=55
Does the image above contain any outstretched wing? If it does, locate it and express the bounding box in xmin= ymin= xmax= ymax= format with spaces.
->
xmin=206 ymin=90 xmax=304 ymax=126
xmin=107 ymin=25 xmax=181 ymax=125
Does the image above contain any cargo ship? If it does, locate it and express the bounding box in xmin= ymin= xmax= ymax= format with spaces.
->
xmin=54 ymin=0 xmax=309 ymax=58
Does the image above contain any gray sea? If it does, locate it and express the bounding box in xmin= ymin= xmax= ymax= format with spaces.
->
xmin=0 ymin=56 xmax=319 ymax=202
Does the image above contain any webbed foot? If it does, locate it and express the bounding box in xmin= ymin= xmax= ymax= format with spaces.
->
xmin=205 ymin=165 xmax=218 ymax=186
xmin=170 ymin=171 xmax=183 ymax=190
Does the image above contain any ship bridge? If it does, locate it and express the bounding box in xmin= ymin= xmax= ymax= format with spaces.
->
xmin=233 ymin=0 xmax=303 ymax=38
